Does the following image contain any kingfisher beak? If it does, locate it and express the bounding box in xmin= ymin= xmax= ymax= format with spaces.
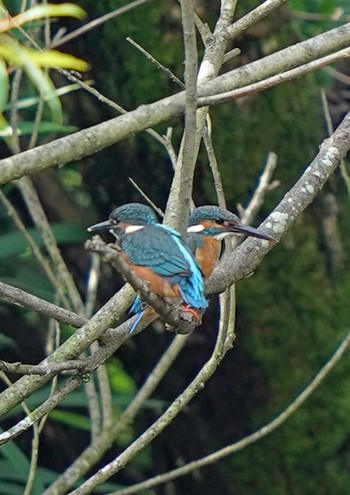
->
xmin=228 ymin=222 xmax=275 ymax=241
xmin=87 ymin=220 xmax=112 ymax=233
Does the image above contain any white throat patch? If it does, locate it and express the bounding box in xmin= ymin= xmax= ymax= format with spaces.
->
xmin=125 ymin=225 xmax=145 ymax=234
xmin=187 ymin=224 xmax=205 ymax=233
xmin=214 ymin=231 xmax=235 ymax=240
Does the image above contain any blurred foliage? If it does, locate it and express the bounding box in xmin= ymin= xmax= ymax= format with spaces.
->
xmin=0 ymin=1 xmax=87 ymax=127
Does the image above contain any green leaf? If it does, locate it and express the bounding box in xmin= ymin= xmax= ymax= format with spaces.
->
xmin=0 ymin=332 xmax=14 ymax=349
xmin=0 ymin=39 xmax=63 ymax=123
xmin=2 ymin=3 xmax=86 ymax=31
xmin=0 ymin=480 xmax=25 ymax=495
xmin=49 ymin=410 xmax=91 ymax=431
xmin=0 ymin=432 xmax=30 ymax=476
xmin=0 ymin=121 xmax=77 ymax=137
xmin=0 ymin=58 xmax=8 ymax=113
xmin=24 ymin=49 xmax=88 ymax=72
xmin=5 ymin=83 xmax=83 ymax=110
xmin=0 ymin=222 xmax=87 ymax=259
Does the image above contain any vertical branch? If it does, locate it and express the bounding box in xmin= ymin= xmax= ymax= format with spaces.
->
xmin=85 ymin=253 xmax=113 ymax=432
xmin=165 ymin=0 xmax=238 ymax=229
xmin=68 ymin=301 xmax=237 ymax=495
xmin=165 ymin=0 xmax=198 ymax=232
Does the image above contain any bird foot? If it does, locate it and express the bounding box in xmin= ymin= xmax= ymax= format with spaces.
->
xmin=181 ymin=306 xmax=201 ymax=321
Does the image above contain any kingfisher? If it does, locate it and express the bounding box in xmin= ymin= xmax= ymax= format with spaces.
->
xmin=88 ymin=203 xmax=208 ymax=333
xmin=186 ymin=205 xmax=274 ymax=279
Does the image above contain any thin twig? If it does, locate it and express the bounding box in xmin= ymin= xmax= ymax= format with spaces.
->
xmin=227 ymin=0 xmax=288 ymax=40
xmin=0 ymin=280 xmax=86 ymax=328
xmin=0 ymin=359 xmax=91 ymax=375
xmin=126 ymin=37 xmax=184 ymax=88
xmin=223 ymin=47 xmax=241 ymax=64
xmin=128 ymin=177 xmax=164 ymax=217
xmin=0 ymin=191 xmax=71 ymax=308
xmin=203 ymin=116 xmax=226 ymax=209
xmin=68 ymin=282 xmax=236 ymax=495
xmin=198 ymin=47 xmax=350 ymax=107
xmin=241 ymin=152 xmax=278 ymax=226
xmin=50 ymin=0 xmax=155 ymax=48
xmin=17 ymin=177 xmax=85 ymax=313
xmin=110 ymin=327 xmax=350 ymax=494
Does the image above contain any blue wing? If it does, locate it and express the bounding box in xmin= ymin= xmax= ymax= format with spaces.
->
xmin=122 ymin=225 xmax=207 ymax=309
xmin=122 ymin=225 xmax=192 ymax=280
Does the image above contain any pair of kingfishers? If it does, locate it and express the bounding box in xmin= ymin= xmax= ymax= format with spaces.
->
xmin=88 ymin=203 xmax=274 ymax=332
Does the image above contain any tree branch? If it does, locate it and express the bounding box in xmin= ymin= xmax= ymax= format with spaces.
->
xmin=0 ymin=281 xmax=86 ymax=328
xmin=0 ymin=22 xmax=349 ymax=186
xmin=111 ymin=327 xmax=350 ymax=494
xmin=207 ymin=109 xmax=350 ymax=294
xmin=68 ymin=280 xmax=236 ymax=495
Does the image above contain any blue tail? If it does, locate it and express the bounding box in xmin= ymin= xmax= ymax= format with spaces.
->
xmin=129 ymin=295 xmax=145 ymax=334
xmin=129 ymin=309 xmax=145 ymax=334
xmin=163 ymin=227 xmax=208 ymax=309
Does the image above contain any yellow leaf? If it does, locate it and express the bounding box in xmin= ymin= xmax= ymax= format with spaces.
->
xmin=27 ymin=49 xmax=88 ymax=72
xmin=2 ymin=3 xmax=86 ymax=32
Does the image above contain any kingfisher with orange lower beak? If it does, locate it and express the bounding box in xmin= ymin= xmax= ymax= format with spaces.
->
xmin=88 ymin=203 xmax=208 ymax=333
xmin=186 ymin=205 xmax=274 ymax=279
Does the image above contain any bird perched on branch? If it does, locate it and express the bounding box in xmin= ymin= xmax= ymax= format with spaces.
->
xmin=88 ymin=203 xmax=208 ymax=333
xmin=186 ymin=205 xmax=274 ymax=279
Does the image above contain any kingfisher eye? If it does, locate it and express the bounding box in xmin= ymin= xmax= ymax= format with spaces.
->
xmin=216 ymin=218 xmax=224 ymax=225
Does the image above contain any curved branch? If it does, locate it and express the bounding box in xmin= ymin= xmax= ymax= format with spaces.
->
xmin=206 ymin=109 xmax=350 ymax=294
xmin=111 ymin=328 xmax=350 ymax=495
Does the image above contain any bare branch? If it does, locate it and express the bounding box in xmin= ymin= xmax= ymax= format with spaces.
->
xmin=164 ymin=0 xmax=237 ymax=231
xmin=227 ymin=0 xmax=289 ymax=40
xmin=0 ymin=359 xmax=90 ymax=376
xmin=241 ymin=152 xmax=278 ymax=226
xmin=207 ymin=108 xmax=350 ymax=294
xmin=0 ymin=318 xmax=134 ymax=446
xmin=45 ymin=335 xmax=189 ymax=495
xmin=198 ymin=47 xmax=350 ymax=106
xmin=164 ymin=0 xmax=198 ymax=233
xmin=1 ymin=23 xmax=350 ymax=185
xmin=0 ymin=284 xmax=135 ymax=418
xmin=126 ymin=37 xmax=184 ymax=88
xmin=0 ymin=281 xmax=86 ymax=328
xmin=111 ymin=327 xmax=350 ymax=494
xmin=51 ymin=0 xmax=155 ymax=48
xmin=67 ymin=286 xmax=236 ymax=495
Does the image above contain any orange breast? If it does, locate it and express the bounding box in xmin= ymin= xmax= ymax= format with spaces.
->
xmin=131 ymin=265 xmax=181 ymax=298
xmin=121 ymin=249 xmax=181 ymax=298
xmin=196 ymin=237 xmax=221 ymax=279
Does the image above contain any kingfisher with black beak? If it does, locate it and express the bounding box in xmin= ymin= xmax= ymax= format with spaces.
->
xmin=88 ymin=203 xmax=208 ymax=333
xmin=186 ymin=205 xmax=274 ymax=279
